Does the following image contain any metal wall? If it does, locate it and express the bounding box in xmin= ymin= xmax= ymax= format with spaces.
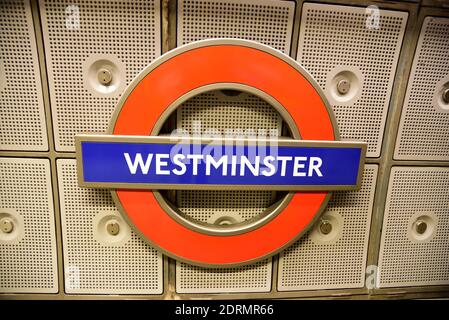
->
xmin=1 ymin=0 xmax=449 ymax=299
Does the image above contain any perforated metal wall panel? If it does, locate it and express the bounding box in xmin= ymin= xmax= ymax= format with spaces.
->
xmin=176 ymin=90 xmax=282 ymax=225
xmin=177 ymin=91 xmax=282 ymax=136
xmin=0 ymin=0 xmax=48 ymax=151
xmin=177 ymin=190 xmax=276 ymax=223
xmin=57 ymin=159 xmax=163 ymax=294
xmin=277 ymin=165 xmax=377 ymax=291
xmin=0 ymin=158 xmax=57 ymax=293
xmin=177 ymin=0 xmax=295 ymax=54
xmin=176 ymin=260 xmax=272 ymax=293
xmin=174 ymin=91 xmax=278 ymax=294
xmin=39 ymin=0 xmax=161 ymax=152
xmin=395 ymin=17 xmax=449 ymax=161
xmin=378 ymin=167 xmax=449 ymax=288
xmin=297 ymin=3 xmax=407 ymax=157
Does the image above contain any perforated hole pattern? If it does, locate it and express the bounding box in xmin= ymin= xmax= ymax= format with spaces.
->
xmin=175 ymin=92 xmax=279 ymax=293
xmin=39 ymin=0 xmax=161 ymax=151
xmin=176 ymin=91 xmax=282 ymax=223
xmin=176 ymin=260 xmax=272 ymax=293
xmin=278 ymin=165 xmax=378 ymax=291
xmin=178 ymin=92 xmax=282 ymax=136
xmin=0 ymin=158 xmax=57 ymax=293
xmin=395 ymin=17 xmax=449 ymax=160
xmin=177 ymin=190 xmax=275 ymax=223
xmin=5 ymin=0 xmax=448 ymax=296
xmin=0 ymin=0 xmax=48 ymax=151
xmin=178 ymin=0 xmax=295 ymax=54
xmin=57 ymin=159 xmax=163 ymax=294
xmin=297 ymin=3 xmax=407 ymax=157
xmin=378 ymin=167 xmax=449 ymax=288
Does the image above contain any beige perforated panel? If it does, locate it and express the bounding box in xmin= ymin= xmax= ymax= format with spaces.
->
xmin=176 ymin=90 xmax=282 ymax=225
xmin=0 ymin=158 xmax=57 ymax=293
xmin=39 ymin=0 xmax=161 ymax=151
xmin=0 ymin=0 xmax=48 ymax=151
xmin=177 ymin=190 xmax=276 ymax=223
xmin=278 ymin=165 xmax=378 ymax=291
xmin=57 ymin=159 xmax=163 ymax=294
xmin=177 ymin=0 xmax=295 ymax=54
xmin=297 ymin=3 xmax=407 ymax=157
xmin=176 ymin=260 xmax=272 ymax=293
xmin=395 ymin=17 xmax=449 ymax=161
xmin=175 ymin=91 xmax=278 ymax=293
xmin=378 ymin=167 xmax=449 ymax=288
xmin=177 ymin=91 xmax=282 ymax=136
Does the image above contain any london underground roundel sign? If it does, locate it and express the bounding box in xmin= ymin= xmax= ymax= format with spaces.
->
xmin=76 ymin=39 xmax=366 ymax=267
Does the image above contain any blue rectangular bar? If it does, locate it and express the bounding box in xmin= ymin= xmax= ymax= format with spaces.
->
xmin=77 ymin=137 xmax=365 ymax=190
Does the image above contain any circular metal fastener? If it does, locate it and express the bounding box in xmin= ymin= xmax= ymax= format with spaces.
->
xmin=108 ymin=39 xmax=338 ymax=267
xmin=106 ymin=221 xmax=120 ymax=236
xmin=98 ymin=68 xmax=112 ymax=85
xmin=337 ymin=79 xmax=350 ymax=95
xmin=214 ymin=216 xmax=239 ymax=226
xmin=0 ymin=218 xmax=14 ymax=234
xmin=442 ymin=88 xmax=449 ymax=104
xmin=319 ymin=220 xmax=332 ymax=235
xmin=415 ymin=220 xmax=427 ymax=235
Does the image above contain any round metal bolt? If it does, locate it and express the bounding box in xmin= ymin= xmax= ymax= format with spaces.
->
xmin=337 ymin=79 xmax=351 ymax=95
xmin=106 ymin=221 xmax=120 ymax=236
xmin=214 ymin=216 xmax=238 ymax=226
xmin=442 ymin=88 xmax=449 ymax=104
xmin=319 ymin=220 xmax=332 ymax=235
xmin=415 ymin=220 xmax=427 ymax=235
xmin=97 ymin=68 xmax=112 ymax=86
xmin=0 ymin=218 xmax=14 ymax=234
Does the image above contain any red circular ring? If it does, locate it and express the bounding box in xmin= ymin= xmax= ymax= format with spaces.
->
xmin=110 ymin=41 xmax=337 ymax=266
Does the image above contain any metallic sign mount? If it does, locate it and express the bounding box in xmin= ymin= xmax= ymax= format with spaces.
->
xmin=76 ymin=134 xmax=366 ymax=191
